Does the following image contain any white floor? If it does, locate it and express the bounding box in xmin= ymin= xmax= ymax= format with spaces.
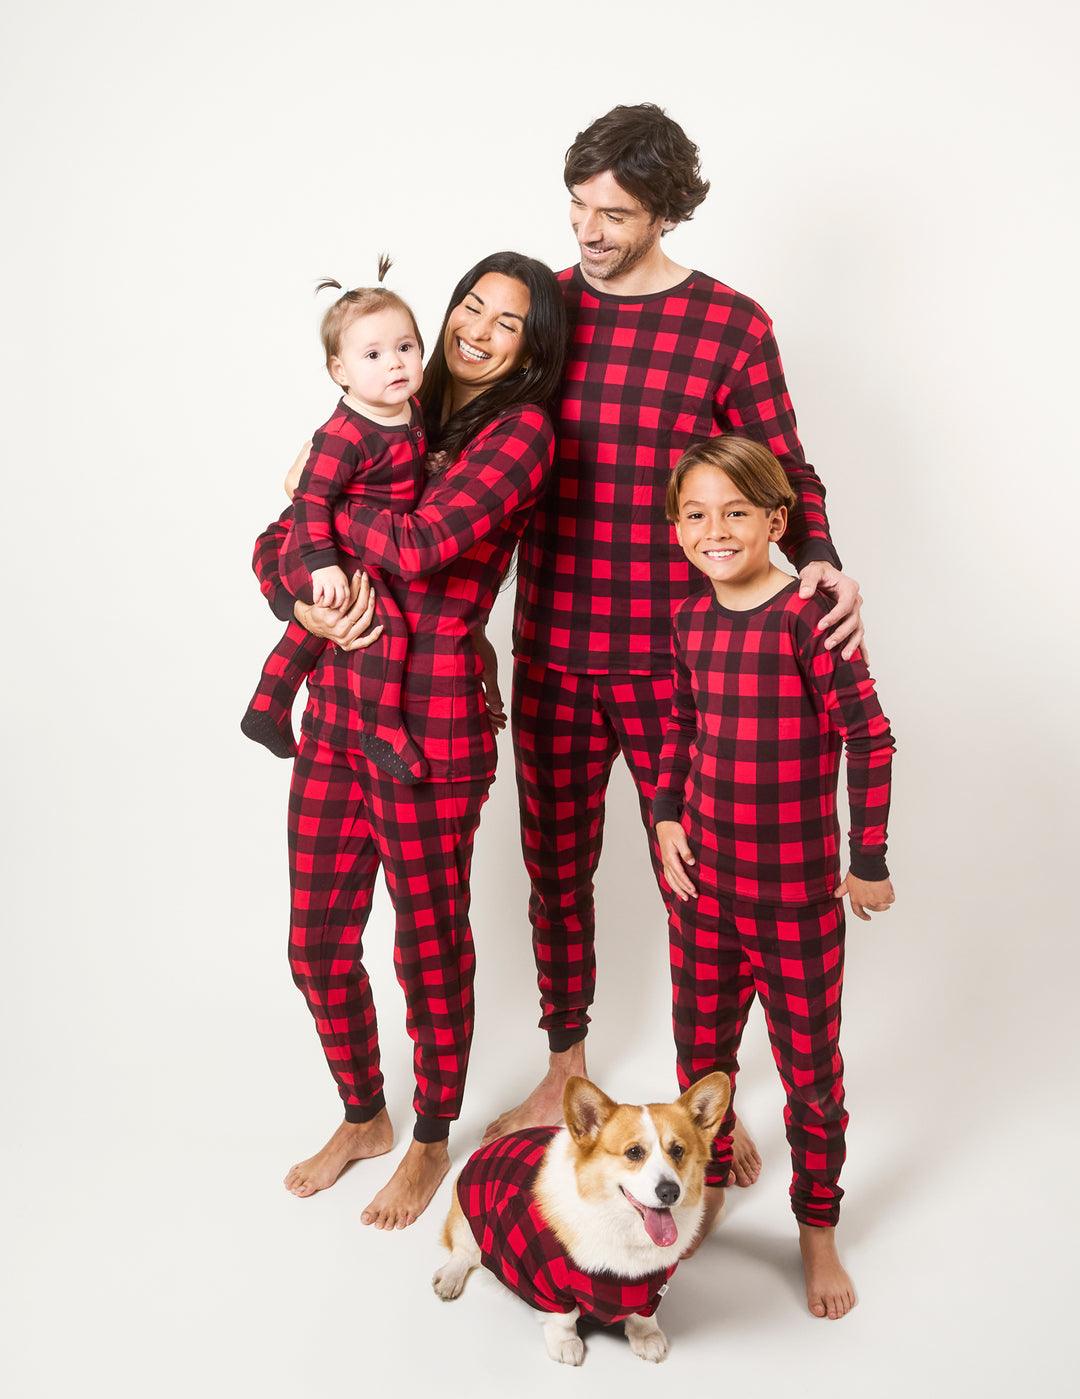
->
xmin=4 ymin=751 xmax=1073 ymax=1399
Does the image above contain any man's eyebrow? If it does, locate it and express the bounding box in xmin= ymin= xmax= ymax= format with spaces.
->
xmin=466 ymin=290 xmax=524 ymax=322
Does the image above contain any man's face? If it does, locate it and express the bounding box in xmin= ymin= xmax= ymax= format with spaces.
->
xmin=569 ymin=171 xmax=667 ymax=284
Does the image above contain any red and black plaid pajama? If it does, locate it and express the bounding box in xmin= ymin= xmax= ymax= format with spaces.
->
xmin=512 ymin=661 xmax=673 ymax=1049
xmin=669 ymin=888 xmax=848 ymax=1224
xmin=289 ymin=736 xmax=489 ymax=1136
xmin=252 ymin=406 xmax=555 ymax=1136
xmin=511 ymin=267 xmax=840 ymax=1046
xmin=654 ymin=581 xmax=894 ymax=1224
xmin=246 ymin=399 xmax=428 ymax=779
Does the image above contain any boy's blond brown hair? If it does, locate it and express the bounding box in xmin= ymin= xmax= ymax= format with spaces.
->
xmin=665 ymin=435 xmax=797 ymax=522
xmin=317 ymin=255 xmax=424 ymax=370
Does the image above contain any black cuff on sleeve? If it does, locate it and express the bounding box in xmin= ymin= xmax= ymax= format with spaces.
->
xmin=271 ymin=588 xmax=298 ymax=623
xmin=651 ymin=794 xmax=684 ymax=825
xmin=848 ymin=843 xmax=889 ymax=882
xmin=794 ymin=540 xmax=842 ymax=574
xmin=302 ymin=546 xmax=338 ymax=574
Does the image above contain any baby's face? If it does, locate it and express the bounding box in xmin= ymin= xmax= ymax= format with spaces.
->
xmin=329 ymin=306 xmax=423 ymax=419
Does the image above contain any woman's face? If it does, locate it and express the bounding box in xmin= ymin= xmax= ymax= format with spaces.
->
xmin=443 ymin=272 xmax=531 ymax=404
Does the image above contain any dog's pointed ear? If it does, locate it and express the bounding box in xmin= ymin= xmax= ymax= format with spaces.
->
xmin=677 ymin=1073 xmax=731 ymax=1138
xmin=563 ymin=1077 xmax=617 ymax=1144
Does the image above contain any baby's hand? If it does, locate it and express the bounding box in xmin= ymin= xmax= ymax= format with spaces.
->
xmin=657 ymin=820 xmax=697 ymax=902
xmin=311 ymin=564 xmax=349 ymax=610
xmin=835 ymin=872 xmax=895 ymax=922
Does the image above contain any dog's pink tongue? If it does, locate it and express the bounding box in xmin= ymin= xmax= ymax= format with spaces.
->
xmin=644 ymin=1208 xmax=677 ymax=1248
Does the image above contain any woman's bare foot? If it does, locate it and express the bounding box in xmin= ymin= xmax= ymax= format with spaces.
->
xmin=361 ymin=1137 xmax=450 ymax=1230
xmin=283 ymin=1110 xmax=394 ymax=1198
xmin=680 ymin=1184 xmax=725 ymax=1259
xmin=729 ymin=1117 xmax=762 ymax=1186
xmin=482 ymin=1043 xmax=587 ymax=1144
xmin=799 ymin=1223 xmax=857 ymax=1319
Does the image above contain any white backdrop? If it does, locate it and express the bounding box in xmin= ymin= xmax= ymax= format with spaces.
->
xmin=3 ymin=2 xmax=1076 ymax=1395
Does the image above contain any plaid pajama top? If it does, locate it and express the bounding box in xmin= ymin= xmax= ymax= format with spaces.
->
xmin=652 ymin=581 xmax=894 ymax=905
xmin=253 ymin=405 xmax=554 ymax=781
xmin=513 ymin=267 xmax=840 ymax=675
xmin=291 ymin=398 xmax=426 ymax=574
xmin=457 ymin=1129 xmax=675 ymax=1323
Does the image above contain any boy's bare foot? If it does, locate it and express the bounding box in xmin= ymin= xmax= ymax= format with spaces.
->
xmin=284 ymin=1110 xmax=395 ymax=1197
xmin=799 ymin=1223 xmax=857 ymax=1319
xmin=681 ymin=1184 xmax=725 ymax=1259
xmin=361 ymin=1138 xmax=450 ymax=1230
xmin=482 ymin=1042 xmax=587 ymax=1143
xmin=729 ymin=1118 xmax=762 ymax=1186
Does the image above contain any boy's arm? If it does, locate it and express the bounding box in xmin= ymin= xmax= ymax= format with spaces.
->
xmin=797 ymin=615 xmax=895 ymax=885
xmin=330 ymin=408 xmax=554 ymax=580
xmin=651 ymin=637 xmax=699 ymax=899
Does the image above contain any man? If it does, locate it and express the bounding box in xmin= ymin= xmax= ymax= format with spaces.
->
xmin=487 ymin=105 xmax=864 ymax=1218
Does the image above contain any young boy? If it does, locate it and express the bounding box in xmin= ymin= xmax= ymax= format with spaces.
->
xmin=653 ymin=435 xmax=895 ymax=1320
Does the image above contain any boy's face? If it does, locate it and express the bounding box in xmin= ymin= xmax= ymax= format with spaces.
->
xmin=329 ymin=306 xmax=423 ymax=419
xmin=673 ymin=464 xmax=787 ymax=596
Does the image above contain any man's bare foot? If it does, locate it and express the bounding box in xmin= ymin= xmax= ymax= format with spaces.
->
xmin=361 ymin=1137 xmax=450 ymax=1230
xmin=729 ymin=1117 xmax=762 ymax=1187
xmin=482 ymin=1042 xmax=587 ymax=1143
xmin=681 ymin=1184 xmax=725 ymax=1259
xmin=799 ymin=1223 xmax=857 ymax=1319
xmin=284 ymin=1110 xmax=395 ymax=1197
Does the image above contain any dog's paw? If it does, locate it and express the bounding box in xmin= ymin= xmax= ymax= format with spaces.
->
xmin=431 ymin=1259 xmax=469 ymax=1301
xmin=625 ymin=1314 xmax=670 ymax=1363
xmin=547 ymin=1335 xmax=585 ymax=1366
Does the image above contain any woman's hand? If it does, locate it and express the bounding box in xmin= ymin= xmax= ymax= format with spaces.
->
xmin=294 ymin=572 xmax=384 ymax=651
xmin=470 ymin=626 xmax=506 ymax=733
xmin=284 ymin=440 xmax=314 ymax=500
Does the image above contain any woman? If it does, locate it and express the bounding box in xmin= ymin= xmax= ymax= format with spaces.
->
xmin=251 ymin=252 xmax=566 ymax=1229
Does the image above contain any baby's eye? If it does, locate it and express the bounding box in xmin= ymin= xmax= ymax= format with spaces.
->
xmin=625 ymin=1144 xmax=646 ymax=1162
xmin=399 ymin=342 xmax=414 ymax=353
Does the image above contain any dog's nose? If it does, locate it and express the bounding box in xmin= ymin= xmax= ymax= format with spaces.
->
xmin=656 ymin=1179 xmax=680 ymax=1207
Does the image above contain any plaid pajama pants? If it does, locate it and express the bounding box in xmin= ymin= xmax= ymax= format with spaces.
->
xmin=669 ymin=888 xmax=848 ymax=1225
xmin=288 ymin=736 xmax=490 ymax=1140
xmin=511 ymin=659 xmax=674 ymax=1051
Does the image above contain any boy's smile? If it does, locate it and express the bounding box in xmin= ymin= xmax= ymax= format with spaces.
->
xmin=674 ymin=463 xmax=789 ymax=607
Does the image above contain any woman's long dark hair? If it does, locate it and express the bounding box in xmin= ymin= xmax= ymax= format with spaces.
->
xmin=419 ymin=250 xmax=567 ymax=465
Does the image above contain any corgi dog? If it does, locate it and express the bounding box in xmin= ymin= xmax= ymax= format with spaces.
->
xmin=432 ymin=1072 xmax=730 ymax=1365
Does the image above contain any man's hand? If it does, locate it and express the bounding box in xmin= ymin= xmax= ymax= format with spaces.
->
xmin=284 ymin=440 xmax=314 ymax=500
xmin=294 ymin=572 xmax=383 ymax=650
xmin=835 ymin=872 xmax=895 ymax=922
xmin=657 ymin=820 xmax=697 ymax=902
xmin=798 ymin=562 xmax=864 ymax=659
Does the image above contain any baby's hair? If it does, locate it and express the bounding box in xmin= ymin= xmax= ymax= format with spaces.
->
xmin=317 ymin=255 xmax=424 ymax=370
xmin=665 ymin=436 xmax=797 ymax=522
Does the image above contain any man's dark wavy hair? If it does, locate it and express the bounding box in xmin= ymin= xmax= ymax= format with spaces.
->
xmin=419 ymin=250 xmax=567 ymax=466
xmin=563 ymin=103 xmax=710 ymax=227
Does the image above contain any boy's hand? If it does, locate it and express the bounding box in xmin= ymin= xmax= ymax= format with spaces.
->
xmin=835 ymin=872 xmax=895 ymax=921
xmin=284 ymin=440 xmax=314 ymax=500
xmin=657 ymin=820 xmax=697 ymax=902
xmin=311 ymin=564 xmax=349 ymax=609
xmin=798 ymin=562 xmax=864 ymax=660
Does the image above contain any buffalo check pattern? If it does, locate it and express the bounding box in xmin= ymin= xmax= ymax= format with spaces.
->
xmin=511 ymin=661 xmax=674 ymax=1050
xmin=669 ymin=889 xmax=848 ymax=1225
xmin=514 ymin=267 xmax=840 ymax=676
xmin=249 ymin=398 xmax=427 ymax=772
xmin=457 ymin=1128 xmax=676 ymax=1322
xmin=652 ymin=581 xmax=894 ymax=905
xmin=288 ymin=737 xmax=490 ymax=1134
xmin=253 ymin=405 xmax=555 ymax=782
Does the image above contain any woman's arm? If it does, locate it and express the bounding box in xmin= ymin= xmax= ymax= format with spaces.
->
xmin=332 ymin=407 xmax=554 ymax=580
